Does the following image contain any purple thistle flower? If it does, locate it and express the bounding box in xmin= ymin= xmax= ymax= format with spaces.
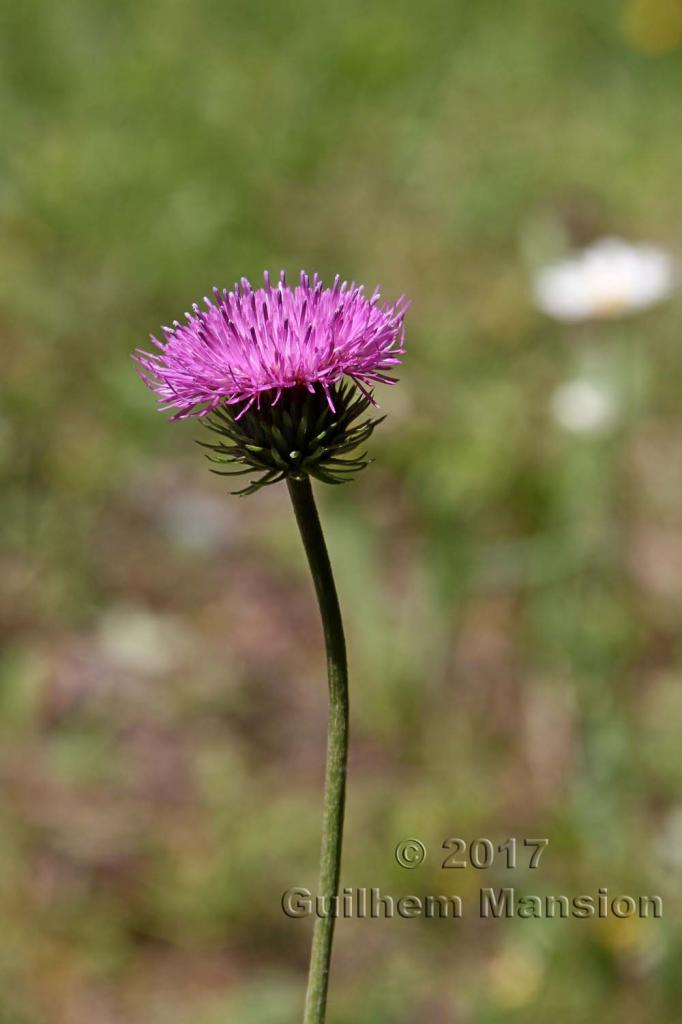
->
xmin=134 ymin=270 xmax=408 ymax=420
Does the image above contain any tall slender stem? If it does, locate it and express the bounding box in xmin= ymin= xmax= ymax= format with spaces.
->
xmin=287 ymin=476 xmax=349 ymax=1024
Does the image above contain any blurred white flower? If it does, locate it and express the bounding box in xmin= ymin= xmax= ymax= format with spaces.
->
xmin=550 ymin=378 xmax=617 ymax=435
xmin=161 ymin=490 xmax=232 ymax=553
xmin=533 ymin=238 xmax=676 ymax=322
xmin=97 ymin=605 xmax=190 ymax=676
xmin=488 ymin=945 xmax=544 ymax=1009
xmin=655 ymin=806 xmax=682 ymax=871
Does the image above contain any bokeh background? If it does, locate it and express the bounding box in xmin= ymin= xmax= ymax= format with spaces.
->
xmin=2 ymin=1 xmax=682 ymax=1021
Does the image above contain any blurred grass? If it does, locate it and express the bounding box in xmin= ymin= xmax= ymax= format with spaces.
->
xmin=2 ymin=1 xmax=682 ymax=1021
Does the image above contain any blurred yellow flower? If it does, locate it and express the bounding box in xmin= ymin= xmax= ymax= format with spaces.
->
xmin=623 ymin=0 xmax=682 ymax=54
xmin=592 ymin=912 xmax=644 ymax=952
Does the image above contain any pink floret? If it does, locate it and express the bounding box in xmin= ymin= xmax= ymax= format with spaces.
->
xmin=134 ymin=270 xmax=408 ymax=419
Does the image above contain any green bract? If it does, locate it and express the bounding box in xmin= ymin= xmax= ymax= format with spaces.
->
xmin=198 ymin=382 xmax=384 ymax=496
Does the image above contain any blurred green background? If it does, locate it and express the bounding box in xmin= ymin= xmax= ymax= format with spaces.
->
xmin=2 ymin=1 xmax=682 ymax=1021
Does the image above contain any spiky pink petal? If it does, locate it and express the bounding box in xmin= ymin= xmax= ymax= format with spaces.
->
xmin=134 ymin=270 xmax=408 ymax=419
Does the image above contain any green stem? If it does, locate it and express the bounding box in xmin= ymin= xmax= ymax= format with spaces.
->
xmin=287 ymin=476 xmax=349 ymax=1024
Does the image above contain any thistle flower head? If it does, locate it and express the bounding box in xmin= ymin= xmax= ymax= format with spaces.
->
xmin=134 ymin=270 xmax=408 ymax=494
